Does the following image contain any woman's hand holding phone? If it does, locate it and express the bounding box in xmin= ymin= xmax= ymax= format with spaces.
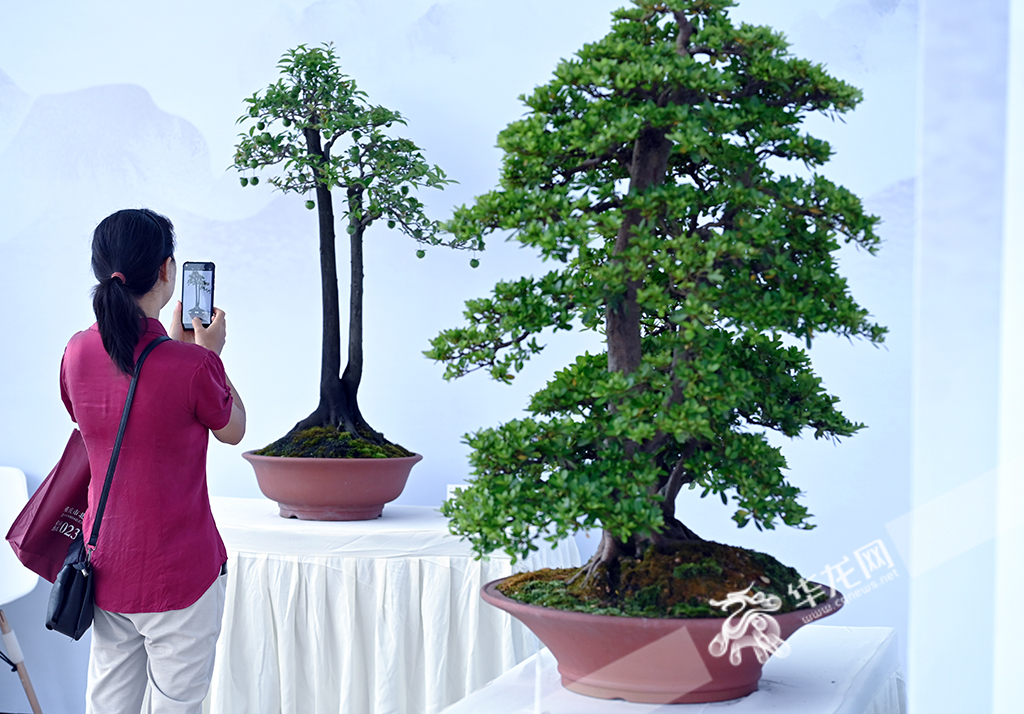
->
xmin=171 ymin=301 xmax=227 ymax=355
xmin=195 ymin=309 xmax=227 ymax=355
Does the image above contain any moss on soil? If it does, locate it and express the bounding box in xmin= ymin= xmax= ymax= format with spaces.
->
xmin=497 ymin=540 xmax=815 ymax=618
xmin=255 ymin=425 xmax=414 ymax=459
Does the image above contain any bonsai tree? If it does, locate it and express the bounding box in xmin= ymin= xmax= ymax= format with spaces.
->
xmin=429 ymin=0 xmax=885 ymax=598
xmin=186 ymin=270 xmax=211 ymax=322
xmin=234 ymin=44 xmax=479 ymax=455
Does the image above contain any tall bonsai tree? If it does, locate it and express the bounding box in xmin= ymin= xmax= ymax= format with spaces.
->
xmin=429 ymin=0 xmax=885 ymax=580
xmin=234 ymin=44 xmax=477 ymax=449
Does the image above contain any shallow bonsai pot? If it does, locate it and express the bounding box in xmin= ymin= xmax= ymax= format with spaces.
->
xmin=242 ymin=451 xmax=423 ymax=521
xmin=481 ymin=577 xmax=843 ymax=704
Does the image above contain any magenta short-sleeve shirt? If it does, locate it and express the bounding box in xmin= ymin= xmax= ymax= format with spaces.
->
xmin=60 ymin=319 xmax=232 ymax=613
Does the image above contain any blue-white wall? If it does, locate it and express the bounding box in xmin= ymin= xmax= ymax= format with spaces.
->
xmin=0 ymin=1 xmax=935 ymax=712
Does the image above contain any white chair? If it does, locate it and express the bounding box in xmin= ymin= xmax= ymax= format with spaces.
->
xmin=1 ymin=465 xmax=44 ymax=714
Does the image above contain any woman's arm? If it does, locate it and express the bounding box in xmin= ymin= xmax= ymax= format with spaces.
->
xmin=173 ymin=303 xmax=247 ymax=444
xmin=213 ymin=374 xmax=246 ymax=445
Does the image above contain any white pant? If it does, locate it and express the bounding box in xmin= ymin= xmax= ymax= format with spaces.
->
xmin=86 ymin=572 xmax=227 ymax=714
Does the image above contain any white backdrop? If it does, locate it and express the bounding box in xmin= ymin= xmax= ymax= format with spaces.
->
xmin=0 ymin=2 xmax=925 ymax=713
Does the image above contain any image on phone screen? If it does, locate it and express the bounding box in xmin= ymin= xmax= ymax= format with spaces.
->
xmin=182 ymin=261 xmax=215 ymax=330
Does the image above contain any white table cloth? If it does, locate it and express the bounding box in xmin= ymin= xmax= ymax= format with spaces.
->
xmin=440 ymin=626 xmax=905 ymax=714
xmin=207 ymin=497 xmax=580 ymax=714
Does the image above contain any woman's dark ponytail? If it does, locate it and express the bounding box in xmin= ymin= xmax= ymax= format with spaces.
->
xmin=91 ymin=209 xmax=175 ymax=374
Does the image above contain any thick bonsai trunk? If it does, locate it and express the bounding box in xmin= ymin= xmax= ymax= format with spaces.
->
xmin=588 ymin=125 xmax=697 ymax=583
xmin=606 ymin=125 xmax=671 ymax=376
xmin=586 ymin=12 xmax=702 ymax=583
xmin=570 ymin=519 xmax=703 ymax=587
xmin=290 ymin=131 xmax=381 ymax=444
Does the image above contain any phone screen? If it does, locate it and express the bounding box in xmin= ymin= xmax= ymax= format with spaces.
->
xmin=181 ymin=261 xmax=215 ymax=330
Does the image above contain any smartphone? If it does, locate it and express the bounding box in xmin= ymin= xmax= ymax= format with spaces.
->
xmin=181 ymin=261 xmax=215 ymax=330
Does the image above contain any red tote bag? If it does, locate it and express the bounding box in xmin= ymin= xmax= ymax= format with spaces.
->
xmin=5 ymin=430 xmax=90 ymax=583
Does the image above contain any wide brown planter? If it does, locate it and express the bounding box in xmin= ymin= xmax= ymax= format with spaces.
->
xmin=242 ymin=451 xmax=422 ymax=521
xmin=481 ymin=577 xmax=843 ymax=704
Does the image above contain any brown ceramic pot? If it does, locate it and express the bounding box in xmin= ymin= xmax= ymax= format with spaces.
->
xmin=242 ymin=451 xmax=422 ymax=521
xmin=481 ymin=577 xmax=843 ymax=704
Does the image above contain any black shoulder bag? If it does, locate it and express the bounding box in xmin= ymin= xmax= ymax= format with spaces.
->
xmin=46 ymin=336 xmax=169 ymax=640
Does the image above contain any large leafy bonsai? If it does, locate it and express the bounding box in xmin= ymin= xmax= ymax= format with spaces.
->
xmin=234 ymin=45 xmax=478 ymax=456
xmin=429 ymin=0 xmax=884 ymax=610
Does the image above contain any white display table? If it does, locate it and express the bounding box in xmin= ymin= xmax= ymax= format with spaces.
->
xmin=440 ymin=626 xmax=905 ymax=714
xmin=207 ymin=497 xmax=580 ymax=714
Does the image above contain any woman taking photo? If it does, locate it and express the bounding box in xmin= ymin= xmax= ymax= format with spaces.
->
xmin=60 ymin=208 xmax=245 ymax=713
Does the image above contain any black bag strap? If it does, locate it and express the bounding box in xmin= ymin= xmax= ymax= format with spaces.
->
xmin=87 ymin=335 xmax=170 ymax=553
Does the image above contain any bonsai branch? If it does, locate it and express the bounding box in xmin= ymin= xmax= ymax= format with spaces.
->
xmin=673 ymin=11 xmax=694 ymax=56
xmin=659 ymin=452 xmax=695 ymax=507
